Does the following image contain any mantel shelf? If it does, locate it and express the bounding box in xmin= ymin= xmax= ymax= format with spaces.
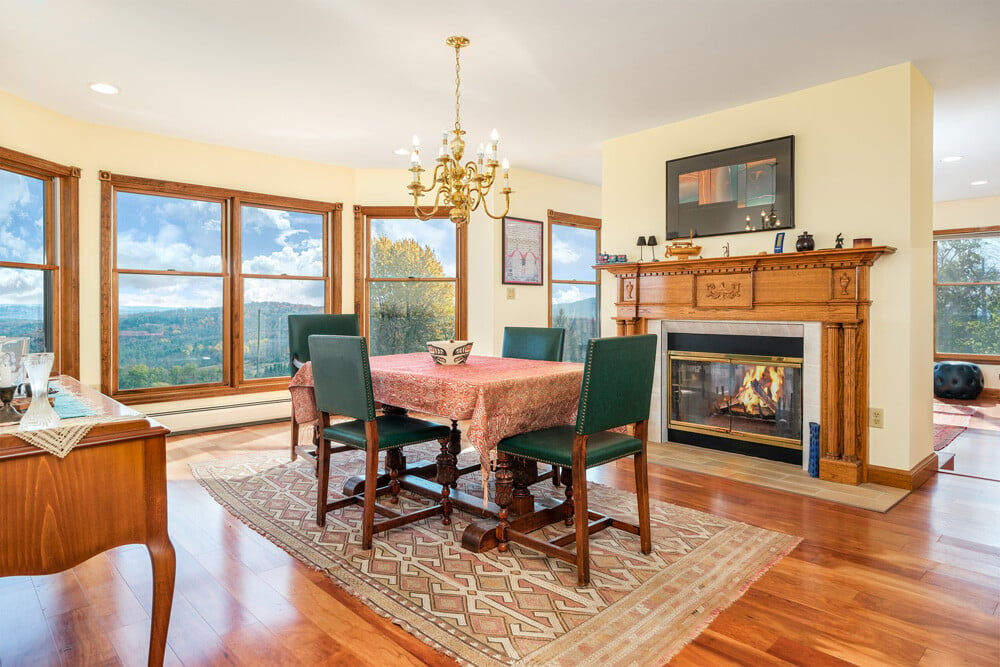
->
xmin=594 ymin=245 xmax=896 ymax=275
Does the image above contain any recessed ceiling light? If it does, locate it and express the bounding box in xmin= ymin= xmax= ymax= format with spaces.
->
xmin=89 ymin=82 xmax=120 ymax=95
xmin=971 ymin=180 xmax=989 ymax=186
xmin=393 ymin=148 xmax=411 ymax=156
xmin=940 ymin=155 xmax=963 ymax=163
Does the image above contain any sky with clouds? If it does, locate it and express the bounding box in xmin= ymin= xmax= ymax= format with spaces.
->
xmin=0 ymin=170 xmax=46 ymax=306
xmin=551 ymin=225 xmax=597 ymax=304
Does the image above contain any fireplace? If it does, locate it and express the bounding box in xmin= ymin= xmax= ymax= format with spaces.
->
xmin=667 ymin=332 xmax=803 ymax=464
xmin=600 ymin=246 xmax=894 ymax=484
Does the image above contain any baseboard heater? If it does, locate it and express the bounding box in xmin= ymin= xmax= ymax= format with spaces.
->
xmin=145 ymin=397 xmax=291 ymax=418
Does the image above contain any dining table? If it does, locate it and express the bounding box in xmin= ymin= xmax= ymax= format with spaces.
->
xmin=288 ymin=352 xmax=585 ymax=550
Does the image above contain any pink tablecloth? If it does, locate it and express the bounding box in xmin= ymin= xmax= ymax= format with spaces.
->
xmin=289 ymin=353 xmax=584 ymax=471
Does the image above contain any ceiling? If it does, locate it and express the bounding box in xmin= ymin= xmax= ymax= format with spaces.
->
xmin=3 ymin=0 xmax=999 ymax=202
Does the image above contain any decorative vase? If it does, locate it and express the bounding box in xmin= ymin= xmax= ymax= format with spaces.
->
xmin=808 ymin=421 xmax=820 ymax=477
xmin=19 ymin=352 xmax=60 ymax=431
xmin=795 ymin=231 xmax=815 ymax=252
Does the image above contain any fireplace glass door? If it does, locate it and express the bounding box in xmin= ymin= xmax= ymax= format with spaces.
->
xmin=670 ymin=351 xmax=802 ymax=449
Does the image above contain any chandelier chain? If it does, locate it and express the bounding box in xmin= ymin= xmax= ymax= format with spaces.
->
xmin=454 ymin=43 xmax=462 ymax=131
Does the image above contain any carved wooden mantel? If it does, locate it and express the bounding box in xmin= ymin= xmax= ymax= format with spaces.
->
xmin=598 ymin=246 xmax=896 ymax=485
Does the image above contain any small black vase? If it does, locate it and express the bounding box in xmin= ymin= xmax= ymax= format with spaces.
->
xmin=795 ymin=231 xmax=815 ymax=252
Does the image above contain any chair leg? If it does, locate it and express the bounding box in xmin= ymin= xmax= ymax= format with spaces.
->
xmin=634 ymin=448 xmax=651 ymax=554
xmin=316 ymin=437 xmax=330 ymax=527
xmin=290 ymin=413 xmax=299 ymax=461
xmin=494 ymin=451 xmax=514 ymax=552
xmin=551 ymin=465 xmax=562 ymax=487
xmin=386 ymin=448 xmax=403 ymax=504
xmin=361 ymin=441 xmax=379 ymax=550
xmin=561 ymin=467 xmax=575 ymax=527
xmin=573 ymin=461 xmax=590 ymax=586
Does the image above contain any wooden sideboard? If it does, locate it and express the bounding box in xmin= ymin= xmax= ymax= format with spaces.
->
xmin=598 ymin=246 xmax=895 ymax=485
xmin=0 ymin=378 xmax=175 ymax=666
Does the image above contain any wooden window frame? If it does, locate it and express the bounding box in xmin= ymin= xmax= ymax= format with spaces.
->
xmin=547 ymin=208 xmax=601 ymax=327
xmin=933 ymin=224 xmax=1000 ymax=364
xmin=100 ymin=171 xmax=342 ymax=403
xmin=0 ymin=146 xmax=80 ymax=377
xmin=353 ymin=205 xmax=467 ymax=342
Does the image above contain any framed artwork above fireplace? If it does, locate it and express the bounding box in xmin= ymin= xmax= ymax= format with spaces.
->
xmin=665 ymin=135 xmax=794 ymax=240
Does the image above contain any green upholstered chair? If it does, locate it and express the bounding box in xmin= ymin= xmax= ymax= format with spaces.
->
xmin=308 ymin=334 xmax=453 ymax=548
xmin=494 ymin=334 xmax=657 ymax=585
xmin=501 ymin=325 xmax=568 ymax=486
xmin=288 ymin=313 xmax=360 ymax=464
xmin=501 ymin=326 xmax=566 ymax=362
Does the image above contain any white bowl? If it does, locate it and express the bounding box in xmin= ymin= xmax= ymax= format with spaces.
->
xmin=427 ymin=340 xmax=473 ymax=365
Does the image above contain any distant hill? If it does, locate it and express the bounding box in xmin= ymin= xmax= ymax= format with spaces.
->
xmin=552 ymin=296 xmax=596 ymax=319
xmin=0 ymin=304 xmax=43 ymax=320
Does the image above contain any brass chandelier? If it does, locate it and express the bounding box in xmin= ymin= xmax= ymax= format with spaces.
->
xmin=407 ymin=36 xmax=511 ymax=226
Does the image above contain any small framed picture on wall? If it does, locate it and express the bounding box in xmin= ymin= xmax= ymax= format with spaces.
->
xmin=502 ymin=216 xmax=544 ymax=285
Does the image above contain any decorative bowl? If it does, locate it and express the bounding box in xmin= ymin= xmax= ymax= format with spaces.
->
xmin=427 ymin=340 xmax=473 ymax=365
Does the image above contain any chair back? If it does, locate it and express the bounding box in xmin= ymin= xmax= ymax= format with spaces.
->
xmin=575 ymin=334 xmax=657 ymax=435
xmin=288 ymin=313 xmax=360 ymax=375
xmin=501 ymin=326 xmax=565 ymax=362
xmin=307 ymin=335 xmax=377 ymax=422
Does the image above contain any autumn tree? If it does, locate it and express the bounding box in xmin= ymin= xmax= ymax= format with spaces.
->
xmin=936 ymin=237 xmax=1000 ymax=355
xmin=369 ymin=236 xmax=455 ymax=355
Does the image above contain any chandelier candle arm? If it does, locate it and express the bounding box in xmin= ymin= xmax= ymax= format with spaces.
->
xmin=405 ymin=35 xmax=512 ymax=226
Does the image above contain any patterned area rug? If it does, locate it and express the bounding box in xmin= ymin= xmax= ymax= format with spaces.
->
xmin=934 ymin=424 xmax=967 ymax=451
xmin=190 ymin=445 xmax=800 ymax=666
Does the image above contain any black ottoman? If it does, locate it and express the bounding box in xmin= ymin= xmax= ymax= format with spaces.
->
xmin=933 ymin=361 xmax=984 ymax=400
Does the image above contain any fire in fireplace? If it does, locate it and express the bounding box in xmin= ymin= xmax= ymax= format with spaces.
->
xmin=667 ymin=333 xmax=804 ymax=463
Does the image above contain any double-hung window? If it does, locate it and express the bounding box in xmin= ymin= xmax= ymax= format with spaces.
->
xmin=548 ymin=210 xmax=601 ymax=362
xmin=0 ymin=147 xmax=80 ymax=376
xmin=934 ymin=226 xmax=1000 ymax=361
xmin=355 ymin=206 xmax=466 ymax=355
xmin=101 ymin=173 xmax=341 ymax=401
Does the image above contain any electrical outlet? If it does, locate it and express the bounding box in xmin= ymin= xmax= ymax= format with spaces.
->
xmin=506 ymin=287 xmax=515 ymax=300
xmin=869 ymin=407 xmax=884 ymax=429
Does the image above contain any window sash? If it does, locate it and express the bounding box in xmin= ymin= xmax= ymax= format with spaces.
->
xmin=933 ymin=227 xmax=1000 ymax=363
xmin=101 ymin=172 xmax=341 ymax=401
xmin=355 ymin=206 xmax=467 ymax=352
xmin=0 ymin=146 xmax=79 ymax=376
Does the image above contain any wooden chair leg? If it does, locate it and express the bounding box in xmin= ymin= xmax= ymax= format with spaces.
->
xmin=494 ymin=452 xmax=514 ymax=552
xmin=561 ymin=467 xmax=575 ymax=526
xmin=316 ymin=437 xmax=330 ymax=527
xmin=361 ymin=441 xmax=379 ymax=550
xmin=551 ymin=465 xmax=562 ymax=487
xmin=573 ymin=460 xmax=590 ymax=586
xmin=290 ymin=413 xmax=299 ymax=461
xmin=634 ymin=448 xmax=651 ymax=554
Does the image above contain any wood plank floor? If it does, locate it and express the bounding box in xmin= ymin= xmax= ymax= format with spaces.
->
xmin=2 ymin=422 xmax=998 ymax=666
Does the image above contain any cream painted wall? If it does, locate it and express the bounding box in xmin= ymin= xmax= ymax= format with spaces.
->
xmin=934 ymin=195 xmax=1000 ymax=390
xmin=490 ymin=171 xmax=600 ymax=353
xmin=602 ymin=63 xmax=934 ymax=471
xmin=1 ymin=90 xmax=598 ymax=429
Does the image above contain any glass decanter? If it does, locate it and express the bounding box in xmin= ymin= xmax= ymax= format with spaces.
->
xmin=19 ymin=352 xmax=60 ymax=431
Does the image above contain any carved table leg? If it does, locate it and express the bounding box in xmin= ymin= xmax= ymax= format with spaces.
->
xmin=510 ymin=456 xmax=539 ymax=515
xmin=435 ymin=436 xmax=456 ymax=525
xmin=494 ymin=452 xmax=514 ymax=552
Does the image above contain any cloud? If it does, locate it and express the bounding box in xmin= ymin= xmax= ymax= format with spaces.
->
xmin=552 ymin=285 xmax=586 ymax=305
xmin=0 ymin=267 xmax=44 ymax=304
xmin=242 ymin=240 xmax=324 ymax=275
xmin=551 ymin=236 xmax=581 ymax=265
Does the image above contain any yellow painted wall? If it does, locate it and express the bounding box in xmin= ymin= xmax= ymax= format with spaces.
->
xmin=1 ymin=90 xmax=598 ymax=428
xmin=602 ymin=64 xmax=934 ymax=471
xmin=934 ymin=195 xmax=1000 ymax=390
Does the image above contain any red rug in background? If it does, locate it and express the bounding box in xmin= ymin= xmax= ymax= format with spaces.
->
xmin=934 ymin=424 xmax=967 ymax=451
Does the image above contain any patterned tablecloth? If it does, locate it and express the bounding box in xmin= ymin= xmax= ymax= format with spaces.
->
xmin=289 ymin=353 xmax=584 ymax=471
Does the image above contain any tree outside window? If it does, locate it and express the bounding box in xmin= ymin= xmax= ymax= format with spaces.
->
xmin=935 ymin=231 xmax=1000 ymax=360
xmin=359 ymin=209 xmax=465 ymax=356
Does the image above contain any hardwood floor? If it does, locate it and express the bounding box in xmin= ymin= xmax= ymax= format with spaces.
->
xmin=2 ymin=422 xmax=998 ymax=666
